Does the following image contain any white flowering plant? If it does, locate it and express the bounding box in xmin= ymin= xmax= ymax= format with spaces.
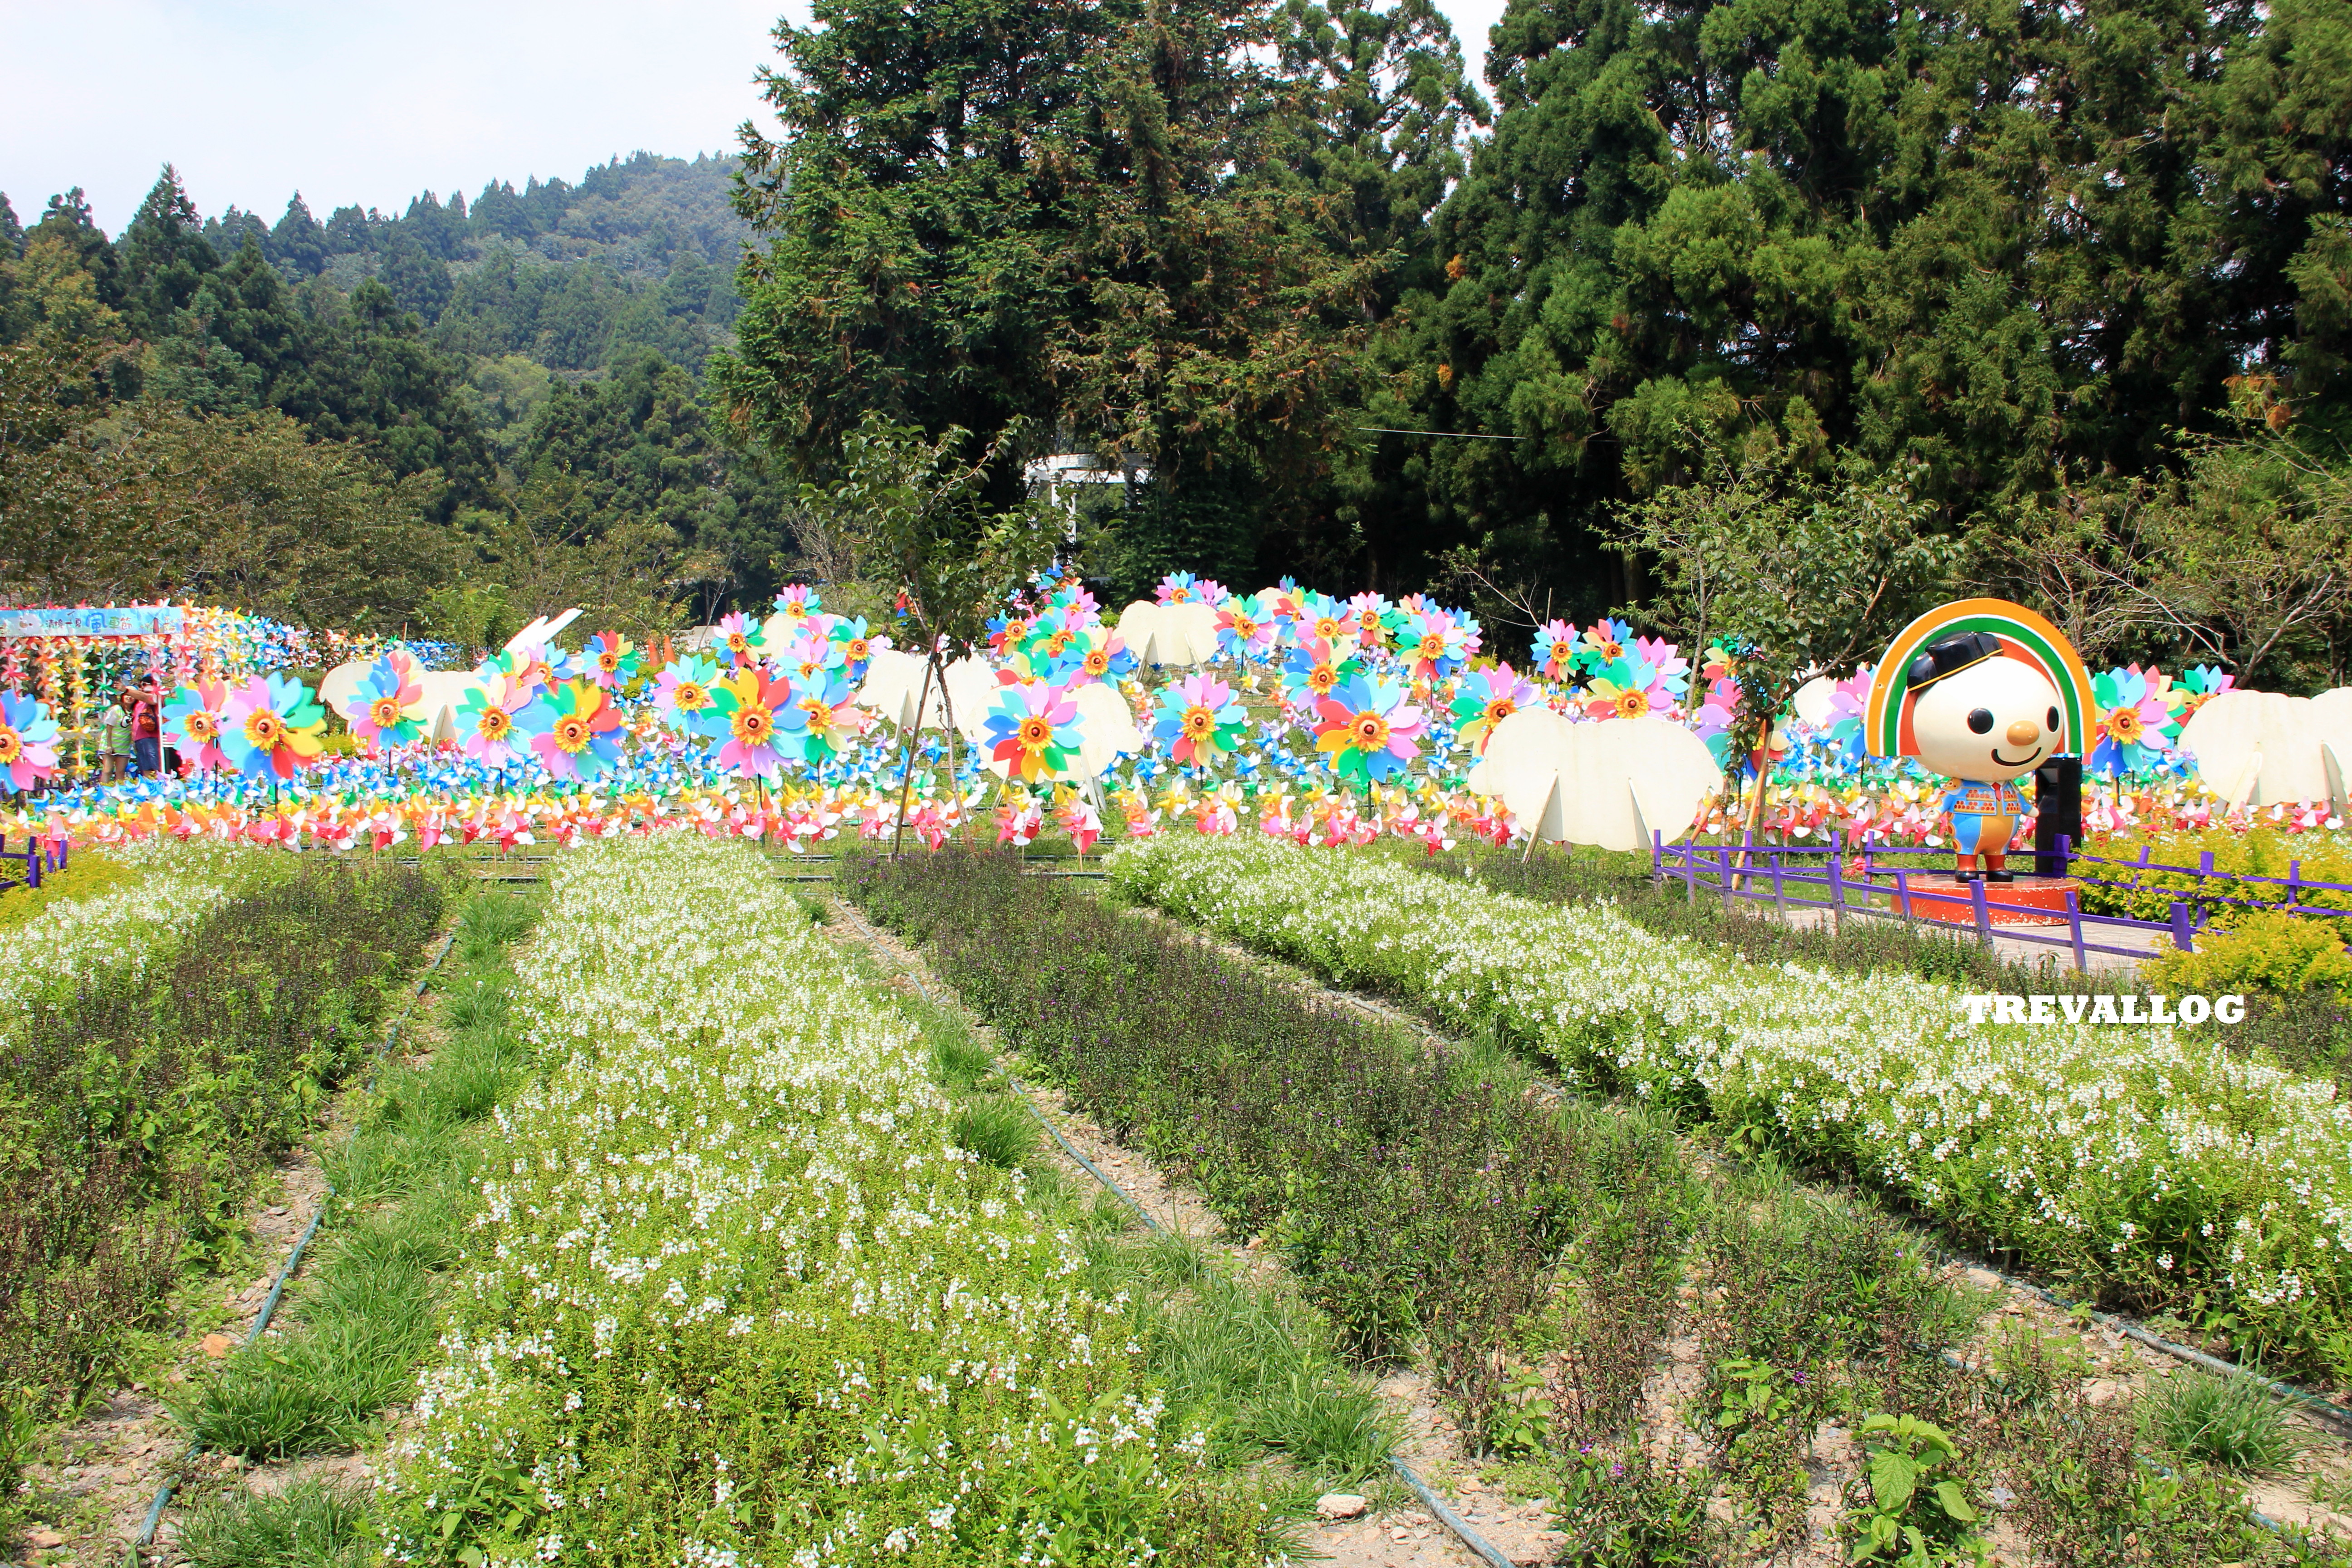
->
xmin=380 ymin=834 xmax=1275 ymax=1568
xmin=1109 ymin=834 xmax=2352 ymax=1376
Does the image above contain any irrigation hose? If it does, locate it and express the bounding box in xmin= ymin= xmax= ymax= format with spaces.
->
xmin=831 ymin=897 xmax=1521 ymax=1568
xmin=128 ymin=924 xmax=461 ymax=1561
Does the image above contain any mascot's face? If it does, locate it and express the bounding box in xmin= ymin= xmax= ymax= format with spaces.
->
xmin=1911 ymin=657 xmax=2063 ymax=783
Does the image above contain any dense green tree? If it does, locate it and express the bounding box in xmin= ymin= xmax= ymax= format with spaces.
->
xmin=268 ymin=194 xmax=328 ymax=276
xmin=119 ymin=167 xmax=220 ymax=339
xmin=0 ymin=195 xmax=23 ymax=259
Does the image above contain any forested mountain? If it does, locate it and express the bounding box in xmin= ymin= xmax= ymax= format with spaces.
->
xmin=0 ymin=153 xmax=792 ymax=640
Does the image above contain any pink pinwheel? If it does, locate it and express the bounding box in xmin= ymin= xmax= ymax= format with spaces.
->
xmin=713 ymin=611 xmax=766 ymax=670
xmin=0 ymin=690 xmax=59 ymax=790
xmin=1214 ymin=594 xmax=1281 ymax=661
xmin=1313 ymin=674 xmax=1425 ymax=784
xmin=1154 ymin=673 xmax=1248 ymax=766
xmin=777 ymin=669 xmax=867 ymax=767
xmin=1583 ymin=656 xmax=1679 ymax=721
xmin=985 ymin=679 xmax=1082 ymax=783
xmin=652 ymin=654 xmax=725 ymax=741
xmin=458 ymin=673 xmax=547 ymax=767
xmin=1631 ymin=637 xmax=1689 ymax=695
xmin=527 ymin=678 xmax=623 ymax=782
xmin=1450 ymin=663 xmax=1540 ymax=754
xmin=1402 ymin=609 xmax=1474 ymax=682
xmin=1531 ymin=619 xmax=1576 ymax=683
xmin=163 ymin=678 xmax=232 ymax=772
xmin=348 ymin=654 xmax=424 ymax=750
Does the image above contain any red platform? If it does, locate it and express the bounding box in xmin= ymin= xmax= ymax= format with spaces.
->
xmin=1848 ymin=867 xmax=2083 ymax=928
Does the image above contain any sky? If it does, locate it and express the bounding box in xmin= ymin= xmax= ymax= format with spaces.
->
xmin=0 ymin=0 xmax=1512 ymax=235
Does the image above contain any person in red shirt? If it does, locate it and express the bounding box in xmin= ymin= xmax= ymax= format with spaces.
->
xmin=129 ymin=677 xmax=162 ymax=778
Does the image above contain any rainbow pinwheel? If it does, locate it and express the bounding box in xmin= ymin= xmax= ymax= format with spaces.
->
xmin=985 ymin=679 xmax=1081 ymax=783
xmin=771 ymin=622 xmax=843 ymax=687
xmin=583 ymin=631 xmax=642 ymax=691
xmin=1153 ymin=673 xmax=1248 ymax=767
xmin=1574 ymin=618 xmax=1634 ymax=675
xmin=1313 ymin=674 xmax=1424 ymax=784
xmin=163 ymin=678 xmax=232 ymax=773
xmin=1056 ymin=623 xmax=1134 ymax=686
xmin=1156 ymin=572 xmax=1207 ymax=606
xmin=1345 ymin=592 xmax=1395 ymax=651
xmin=1815 ymin=666 xmax=1875 ymax=763
xmin=1532 ymin=619 xmax=1576 ymax=683
xmin=652 ymin=654 xmax=725 ymax=741
xmin=710 ymin=667 xmax=794 ymax=779
xmin=828 ymin=617 xmax=881 ymax=679
xmin=778 ymin=669 xmax=866 ymax=767
xmin=1215 ymin=594 xmax=1282 ymax=661
xmin=1402 ymin=608 xmax=1474 ymax=682
xmin=1631 ymin=636 xmax=1690 ymax=695
xmin=1450 ymin=663 xmax=1540 ymax=755
xmin=2178 ymin=665 xmax=2235 ymax=716
xmin=772 ymin=584 xmax=823 ymax=624
xmin=713 ymin=611 xmax=767 ymax=670
xmin=527 ymin=678 xmax=622 ymax=782
xmin=458 ymin=673 xmax=547 ymax=768
xmin=1294 ymin=590 xmax=1350 ymax=647
xmin=0 ymin=690 xmax=60 ymax=790
xmin=223 ymin=674 xmax=327 ymax=782
xmin=349 ymin=655 xmax=425 ymax=750
xmin=1280 ymin=637 xmax=1359 ymax=709
xmin=1583 ymin=656 xmax=1679 ymax=720
xmin=2090 ymin=665 xmax=2181 ymax=778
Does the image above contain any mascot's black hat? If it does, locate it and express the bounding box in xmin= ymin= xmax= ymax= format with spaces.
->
xmin=1905 ymin=631 xmax=2003 ymax=692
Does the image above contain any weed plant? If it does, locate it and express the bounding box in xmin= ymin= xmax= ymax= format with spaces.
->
xmin=2142 ymin=1369 xmax=2303 ymax=1473
xmin=0 ymin=861 xmax=447 ymax=1416
xmin=175 ymin=1478 xmax=372 ymax=1568
xmin=175 ymin=890 xmax=537 ymax=1461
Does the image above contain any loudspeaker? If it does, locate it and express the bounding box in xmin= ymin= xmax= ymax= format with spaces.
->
xmin=2033 ymin=755 xmax=2082 ymax=877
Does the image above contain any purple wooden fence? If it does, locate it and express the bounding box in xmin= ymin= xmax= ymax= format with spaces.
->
xmin=1648 ymin=829 xmax=2352 ymax=970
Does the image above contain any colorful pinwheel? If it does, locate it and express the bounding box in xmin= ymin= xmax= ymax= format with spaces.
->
xmin=710 ymin=667 xmax=794 ymax=779
xmin=528 ymin=678 xmax=623 ymax=783
xmin=1215 ymin=594 xmax=1282 ymax=661
xmin=1574 ymin=618 xmax=1634 ymax=675
xmin=583 ymin=632 xmax=642 ymax=691
xmin=2090 ymin=665 xmax=2181 ymax=778
xmin=828 ymin=617 xmax=882 ymax=679
xmin=1346 ymin=592 xmax=1395 ymax=652
xmin=1156 ymin=572 xmax=1206 ymax=606
xmin=163 ymin=678 xmax=232 ymax=773
xmin=1402 ymin=609 xmax=1474 ymax=683
xmin=985 ymin=679 xmax=1081 ymax=783
xmin=779 ymin=669 xmax=867 ymax=768
xmin=223 ymin=674 xmax=328 ymax=782
xmin=1583 ymin=656 xmax=1680 ymax=720
xmin=0 ymin=690 xmax=60 ymax=790
xmin=1532 ymin=619 xmax=1577 ymax=683
xmin=1313 ymin=674 xmax=1424 ymax=784
xmin=772 ymin=584 xmax=823 ymax=624
xmin=1450 ymin=663 xmax=1540 ymax=755
xmin=349 ymin=655 xmax=424 ymax=750
xmin=458 ymin=673 xmax=547 ymax=768
xmin=2178 ymin=665 xmax=2234 ymax=716
xmin=1280 ymin=637 xmax=1359 ymax=710
xmin=713 ymin=611 xmax=767 ymax=670
xmin=1057 ymin=623 xmax=1134 ymax=686
xmin=652 ymin=654 xmax=726 ymax=741
xmin=1153 ymin=674 xmax=1248 ymax=766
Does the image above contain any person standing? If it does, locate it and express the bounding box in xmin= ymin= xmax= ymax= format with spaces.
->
xmin=98 ymin=688 xmax=132 ymax=784
xmin=129 ymin=679 xmax=162 ymax=778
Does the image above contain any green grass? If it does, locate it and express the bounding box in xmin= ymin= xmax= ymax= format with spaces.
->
xmin=175 ymin=1478 xmax=372 ymax=1568
xmin=2142 ymin=1370 xmax=2303 ymax=1474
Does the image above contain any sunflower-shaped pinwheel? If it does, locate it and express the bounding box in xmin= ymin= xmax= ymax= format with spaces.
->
xmin=223 ymin=674 xmax=328 ymax=781
xmin=0 ymin=690 xmax=60 ymax=790
xmin=652 ymin=655 xmax=725 ymax=742
xmin=583 ymin=632 xmax=641 ymax=691
xmin=711 ymin=666 xmax=794 ymax=779
xmin=1153 ymin=673 xmax=1247 ymax=767
xmin=350 ymin=654 xmax=425 ymax=750
xmin=528 ymin=678 xmax=622 ymax=782
xmin=1313 ymin=674 xmax=1424 ymax=784
xmin=985 ymin=679 xmax=1081 ymax=783
xmin=459 ymin=673 xmax=548 ymax=767
xmin=163 ymin=678 xmax=232 ymax=772
xmin=1450 ymin=663 xmax=1540 ymax=755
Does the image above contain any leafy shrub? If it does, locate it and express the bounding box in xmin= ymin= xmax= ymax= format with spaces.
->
xmin=2145 ymin=910 xmax=2352 ymax=1001
xmin=175 ymin=1478 xmax=372 ymax=1568
xmin=0 ymin=845 xmax=137 ymax=932
xmin=952 ymin=1093 xmax=1042 ymax=1168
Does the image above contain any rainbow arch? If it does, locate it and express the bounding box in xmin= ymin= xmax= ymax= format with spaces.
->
xmin=1863 ymin=598 xmax=2094 ymax=760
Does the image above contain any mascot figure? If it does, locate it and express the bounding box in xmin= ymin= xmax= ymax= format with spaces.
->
xmin=1865 ymin=598 xmax=2095 ymax=886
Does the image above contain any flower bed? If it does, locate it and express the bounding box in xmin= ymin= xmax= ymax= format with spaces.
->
xmin=1111 ymin=835 xmax=2352 ymax=1377
xmin=380 ymin=835 xmax=1273 ymax=1568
